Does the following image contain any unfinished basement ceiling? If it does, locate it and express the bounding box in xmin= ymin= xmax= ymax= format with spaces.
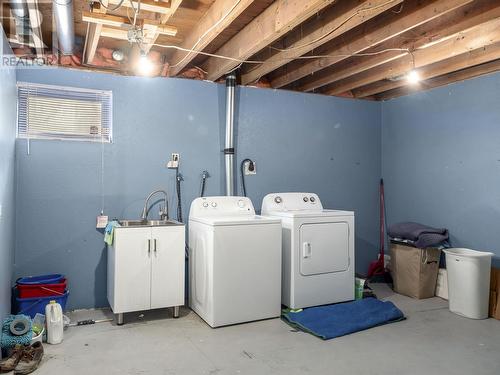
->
xmin=2 ymin=0 xmax=500 ymax=100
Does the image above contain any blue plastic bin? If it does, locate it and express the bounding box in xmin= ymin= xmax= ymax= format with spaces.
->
xmin=17 ymin=274 xmax=65 ymax=285
xmin=16 ymin=290 xmax=69 ymax=318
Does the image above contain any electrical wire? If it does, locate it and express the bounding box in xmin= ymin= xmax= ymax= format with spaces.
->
xmin=269 ymin=0 xmax=401 ymax=53
xmin=150 ymin=44 xmax=412 ymax=66
xmin=98 ymin=0 xmax=126 ymax=12
xmin=170 ymin=0 xmax=243 ymax=68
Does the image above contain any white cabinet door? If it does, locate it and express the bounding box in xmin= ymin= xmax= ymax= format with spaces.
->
xmin=112 ymin=227 xmax=152 ymax=313
xmin=150 ymin=226 xmax=185 ymax=309
xmin=299 ymin=222 xmax=349 ymax=276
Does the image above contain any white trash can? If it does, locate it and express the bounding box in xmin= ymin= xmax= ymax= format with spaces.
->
xmin=443 ymin=248 xmax=493 ymax=319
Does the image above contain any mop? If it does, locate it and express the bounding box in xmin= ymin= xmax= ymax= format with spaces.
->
xmin=0 ymin=315 xmax=33 ymax=349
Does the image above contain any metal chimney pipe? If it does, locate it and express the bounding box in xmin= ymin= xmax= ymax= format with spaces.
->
xmin=224 ymin=73 xmax=236 ymax=196
xmin=53 ymin=0 xmax=75 ymax=55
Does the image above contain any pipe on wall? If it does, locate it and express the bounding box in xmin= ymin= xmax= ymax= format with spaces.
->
xmin=53 ymin=0 xmax=75 ymax=55
xmin=224 ymin=73 xmax=236 ymax=196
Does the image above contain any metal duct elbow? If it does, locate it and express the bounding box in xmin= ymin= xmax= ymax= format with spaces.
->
xmin=53 ymin=0 xmax=75 ymax=55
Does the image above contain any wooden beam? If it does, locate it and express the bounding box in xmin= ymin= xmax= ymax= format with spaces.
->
xmin=168 ymin=0 xmax=255 ymax=76
xmin=321 ymin=16 xmax=500 ymax=96
xmin=100 ymin=26 xmax=127 ymax=40
xmin=26 ymin=0 xmax=44 ymax=57
xmin=241 ymin=0 xmax=402 ymax=85
xmin=270 ymin=0 xmax=473 ymax=89
xmin=354 ymin=42 xmax=500 ymax=98
xmin=107 ymin=0 xmax=172 ymax=14
xmin=201 ymin=0 xmax=336 ymax=81
xmin=143 ymin=0 xmax=182 ymax=53
xmin=296 ymin=0 xmax=500 ymax=92
xmin=375 ymin=58 xmax=500 ymax=100
xmin=84 ymin=1 xmax=107 ymax=65
xmin=82 ymin=10 xmax=177 ymax=35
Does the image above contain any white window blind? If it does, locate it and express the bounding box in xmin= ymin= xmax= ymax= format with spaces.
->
xmin=17 ymin=82 xmax=112 ymax=142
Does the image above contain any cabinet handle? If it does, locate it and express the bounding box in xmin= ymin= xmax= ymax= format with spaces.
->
xmin=148 ymin=239 xmax=151 ymax=255
xmin=154 ymin=239 xmax=157 ymax=253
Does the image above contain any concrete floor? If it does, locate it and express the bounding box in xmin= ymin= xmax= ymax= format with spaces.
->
xmin=35 ymin=284 xmax=499 ymax=375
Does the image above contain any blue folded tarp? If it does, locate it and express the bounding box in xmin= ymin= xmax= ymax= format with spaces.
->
xmin=282 ymin=298 xmax=405 ymax=340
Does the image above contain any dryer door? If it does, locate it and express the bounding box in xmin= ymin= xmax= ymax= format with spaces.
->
xmin=299 ymin=222 xmax=349 ymax=276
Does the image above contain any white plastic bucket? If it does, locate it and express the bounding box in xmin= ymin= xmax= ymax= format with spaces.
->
xmin=443 ymin=248 xmax=493 ymax=319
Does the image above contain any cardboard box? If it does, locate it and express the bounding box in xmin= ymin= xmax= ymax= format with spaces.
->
xmin=490 ymin=267 xmax=500 ymax=320
xmin=390 ymin=242 xmax=441 ymax=299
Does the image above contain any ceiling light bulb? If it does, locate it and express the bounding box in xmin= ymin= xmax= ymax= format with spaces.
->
xmin=138 ymin=52 xmax=154 ymax=76
xmin=407 ymin=70 xmax=420 ymax=84
xmin=112 ymin=50 xmax=124 ymax=62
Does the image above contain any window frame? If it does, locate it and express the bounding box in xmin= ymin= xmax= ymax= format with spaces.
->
xmin=16 ymin=82 xmax=113 ymax=143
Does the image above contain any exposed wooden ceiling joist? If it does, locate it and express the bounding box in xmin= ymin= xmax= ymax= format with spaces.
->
xmin=27 ymin=0 xmax=45 ymax=57
xmin=296 ymin=0 xmax=500 ymax=93
xmin=143 ymin=0 xmax=182 ymax=53
xmin=168 ymin=0 xmax=256 ymax=76
xmin=82 ymin=10 xmax=177 ymax=36
xmin=269 ymin=0 xmax=473 ymax=89
xmin=356 ymin=41 xmax=500 ymax=98
xmin=107 ymin=0 xmax=172 ymax=14
xmin=201 ymin=0 xmax=337 ymax=81
xmin=375 ymin=58 xmax=500 ymax=100
xmin=84 ymin=0 xmax=107 ymax=64
xmin=240 ymin=0 xmax=402 ymax=85
xmin=6 ymin=0 xmax=500 ymax=100
xmin=321 ymin=16 xmax=500 ymax=96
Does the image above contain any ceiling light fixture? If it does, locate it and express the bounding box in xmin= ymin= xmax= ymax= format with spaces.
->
xmin=112 ymin=50 xmax=124 ymax=62
xmin=138 ymin=50 xmax=154 ymax=76
xmin=406 ymin=70 xmax=420 ymax=84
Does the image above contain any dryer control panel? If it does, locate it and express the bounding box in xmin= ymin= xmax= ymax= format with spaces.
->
xmin=261 ymin=193 xmax=323 ymax=214
xmin=189 ymin=196 xmax=255 ymax=218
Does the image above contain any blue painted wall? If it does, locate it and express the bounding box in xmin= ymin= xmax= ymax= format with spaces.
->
xmin=15 ymin=68 xmax=381 ymax=309
xmin=0 ymin=28 xmax=17 ymax=318
xmin=382 ymin=72 xmax=500 ymax=267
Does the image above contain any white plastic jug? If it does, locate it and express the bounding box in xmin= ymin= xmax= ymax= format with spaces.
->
xmin=46 ymin=300 xmax=64 ymax=344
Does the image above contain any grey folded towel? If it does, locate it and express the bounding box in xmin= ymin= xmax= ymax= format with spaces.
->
xmin=388 ymin=222 xmax=449 ymax=248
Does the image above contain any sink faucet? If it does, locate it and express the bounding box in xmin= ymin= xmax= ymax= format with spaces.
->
xmin=141 ymin=190 xmax=169 ymax=221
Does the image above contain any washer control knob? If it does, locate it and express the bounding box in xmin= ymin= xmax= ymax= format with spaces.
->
xmin=237 ymin=199 xmax=246 ymax=208
xmin=303 ymin=196 xmax=309 ymax=202
xmin=310 ymin=196 xmax=316 ymax=203
xmin=202 ymin=202 xmax=209 ymax=208
xmin=274 ymin=196 xmax=282 ymax=204
xmin=211 ymin=202 xmax=217 ymax=208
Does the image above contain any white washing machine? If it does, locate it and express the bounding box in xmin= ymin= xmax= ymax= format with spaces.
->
xmin=262 ymin=193 xmax=355 ymax=309
xmin=188 ymin=196 xmax=282 ymax=327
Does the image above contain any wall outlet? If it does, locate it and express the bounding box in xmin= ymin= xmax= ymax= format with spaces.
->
xmin=243 ymin=160 xmax=256 ymax=175
xmin=96 ymin=215 xmax=109 ymax=229
xmin=167 ymin=153 xmax=180 ymax=169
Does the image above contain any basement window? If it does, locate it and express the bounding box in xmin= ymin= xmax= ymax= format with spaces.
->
xmin=17 ymin=82 xmax=113 ymax=143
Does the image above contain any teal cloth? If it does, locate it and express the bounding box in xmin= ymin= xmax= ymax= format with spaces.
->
xmin=0 ymin=315 xmax=33 ymax=349
xmin=104 ymin=220 xmax=120 ymax=246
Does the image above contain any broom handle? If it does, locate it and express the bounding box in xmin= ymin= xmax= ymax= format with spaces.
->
xmin=380 ymin=178 xmax=385 ymax=258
